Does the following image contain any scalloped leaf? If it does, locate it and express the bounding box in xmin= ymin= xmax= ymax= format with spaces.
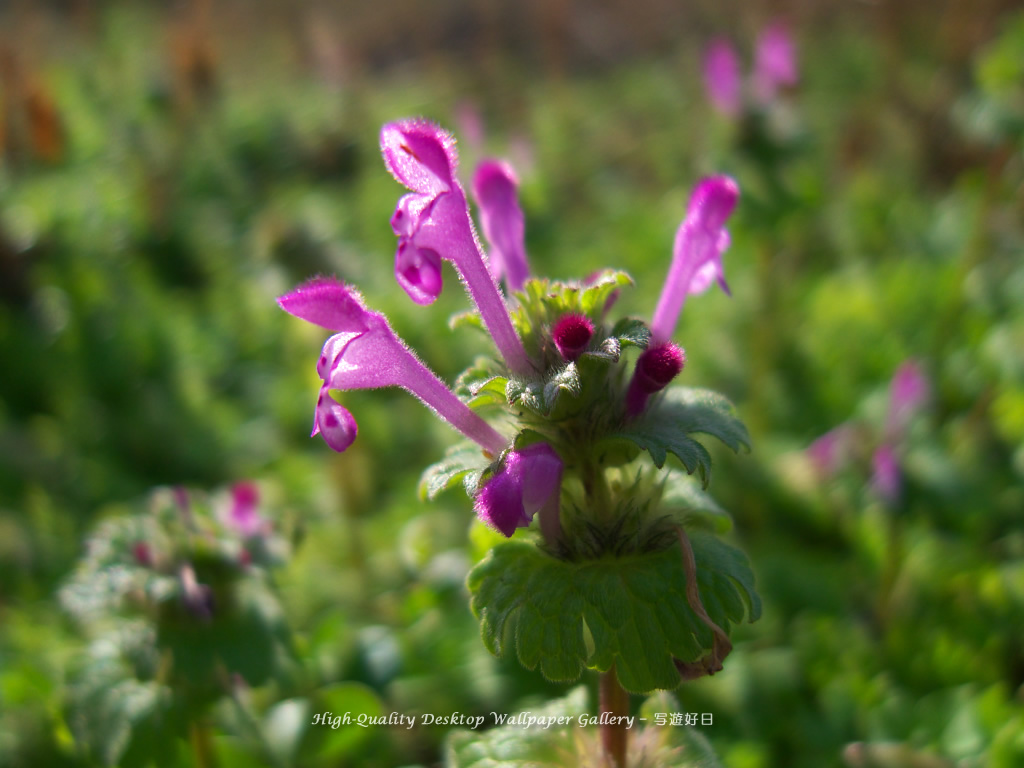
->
xmin=468 ymin=534 xmax=760 ymax=693
xmin=419 ymin=442 xmax=492 ymax=500
xmin=606 ymin=387 xmax=750 ymax=484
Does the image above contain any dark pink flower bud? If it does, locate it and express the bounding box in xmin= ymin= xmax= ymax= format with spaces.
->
xmin=552 ymin=313 xmax=594 ymax=361
xmin=225 ymin=482 xmax=266 ymax=538
xmin=133 ymin=542 xmax=152 ymax=567
xmin=626 ymin=342 xmax=686 ymax=416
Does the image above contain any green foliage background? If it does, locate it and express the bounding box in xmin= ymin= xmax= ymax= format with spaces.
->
xmin=1 ymin=1 xmax=1022 ymax=766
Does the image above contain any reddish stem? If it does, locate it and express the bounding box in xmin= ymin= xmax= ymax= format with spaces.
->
xmin=599 ymin=665 xmax=629 ymax=767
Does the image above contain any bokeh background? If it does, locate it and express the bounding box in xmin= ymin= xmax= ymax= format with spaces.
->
xmin=1 ymin=1 xmax=1023 ymax=766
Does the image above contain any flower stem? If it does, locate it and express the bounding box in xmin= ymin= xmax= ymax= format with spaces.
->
xmin=599 ymin=665 xmax=630 ymax=768
xmin=189 ymin=721 xmax=218 ymax=768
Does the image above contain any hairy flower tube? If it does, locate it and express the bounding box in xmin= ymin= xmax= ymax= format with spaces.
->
xmin=624 ymin=176 xmax=738 ymax=416
xmin=381 ymin=120 xmax=532 ymax=375
xmin=278 ymin=277 xmax=506 ymax=457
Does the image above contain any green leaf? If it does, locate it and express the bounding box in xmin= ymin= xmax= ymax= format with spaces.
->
xmin=656 ymin=388 xmax=752 ymax=453
xmin=466 ymin=376 xmax=510 ymax=410
xmin=510 ymin=272 xmax=634 ymax=337
xmin=660 ymin=470 xmax=733 ymax=535
xmin=542 ymin=362 xmax=581 ymax=412
xmin=419 ymin=442 xmax=491 ymax=501
xmin=606 ymin=387 xmax=750 ymax=484
xmin=313 ymin=683 xmax=385 ymax=761
xmin=468 ymin=535 xmax=759 ymax=694
xmin=449 ymin=310 xmax=486 ymax=333
xmin=610 ymin=317 xmax=651 ymax=349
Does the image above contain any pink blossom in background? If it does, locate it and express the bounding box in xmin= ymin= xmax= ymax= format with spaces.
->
xmin=753 ymin=22 xmax=798 ymax=105
xmin=225 ymin=482 xmax=266 ymax=537
xmin=704 ymin=39 xmax=742 ymax=117
xmin=871 ymin=445 xmax=902 ymax=505
xmin=807 ymin=424 xmax=854 ymax=478
xmin=885 ymin=360 xmax=929 ymax=442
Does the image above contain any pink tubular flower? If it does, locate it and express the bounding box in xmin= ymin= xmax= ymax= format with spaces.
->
xmin=472 ymin=159 xmax=531 ymax=293
xmin=807 ymin=424 xmax=854 ymax=478
xmin=278 ymin=276 xmax=507 ymax=456
xmin=753 ymin=22 xmax=798 ymax=105
xmin=474 ymin=443 xmax=563 ymax=540
xmin=885 ymin=361 xmax=929 ymax=443
xmin=381 ymin=120 xmax=532 ymax=376
xmin=704 ymin=39 xmax=742 ymax=117
xmin=871 ymin=444 xmax=901 ymax=504
xmin=650 ymin=176 xmax=739 ymax=346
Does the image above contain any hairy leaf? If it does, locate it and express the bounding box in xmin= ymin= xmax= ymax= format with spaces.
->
xmin=468 ymin=534 xmax=760 ymax=693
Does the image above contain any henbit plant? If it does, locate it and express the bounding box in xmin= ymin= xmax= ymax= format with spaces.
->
xmin=278 ymin=118 xmax=760 ymax=767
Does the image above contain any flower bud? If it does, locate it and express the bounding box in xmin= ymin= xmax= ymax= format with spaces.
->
xmin=626 ymin=342 xmax=686 ymax=416
xmin=552 ymin=313 xmax=594 ymax=361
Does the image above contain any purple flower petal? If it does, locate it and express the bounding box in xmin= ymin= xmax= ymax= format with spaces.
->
xmin=474 ymin=443 xmax=563 ymax=538
xmin=704 ymin=39 xmax=742 ymax=117
xmin=474 ymin=466 xmax=529 ymax=537
xmin=394 ymin=242 xmax=443 ymax=305
xmin=472 ymin=159 xmax=531 ymax=292
xmin=277 ymin=277 xmax=373 ymax=333
xmin=650 ymin=176 xmax=739 ymax=345
xmin=380 ymin=119 xmax=456 ymax=195
xmin=390 ymin=192 xmax=437 ymax=239
xmin=312 ymin=387 xmax=358 ymax=452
